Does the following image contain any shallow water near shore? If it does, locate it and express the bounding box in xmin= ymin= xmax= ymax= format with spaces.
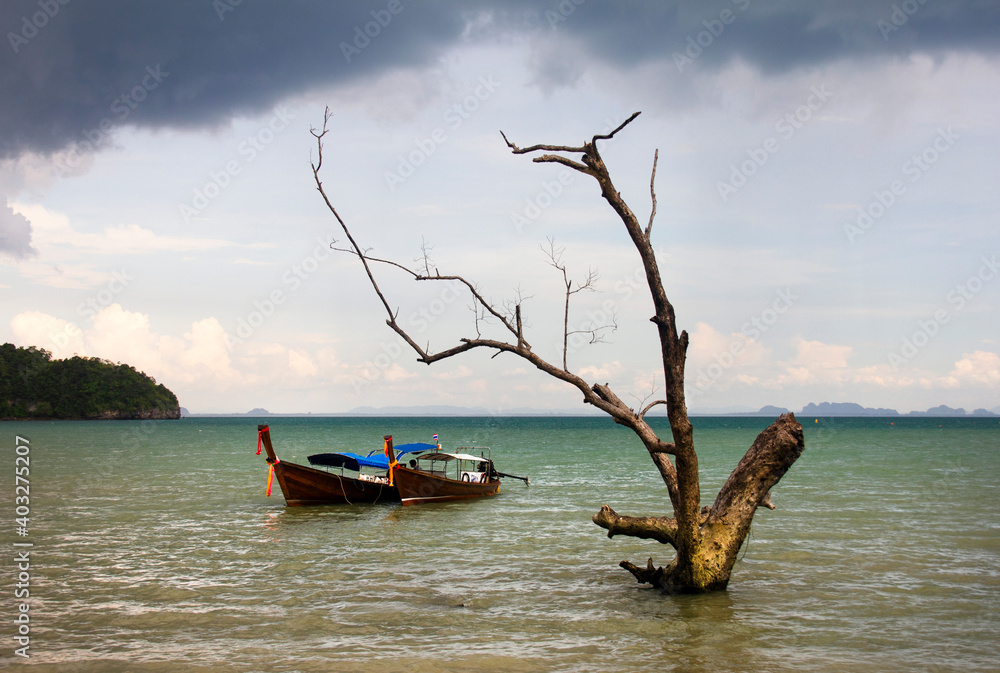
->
xmin=2 ymin=415 xmax=998 ymax=672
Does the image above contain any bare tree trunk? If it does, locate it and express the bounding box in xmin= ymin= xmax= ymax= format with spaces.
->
xmin=310 ymin=108 xmax=805 ymax=593
xmin=594 ymin=412 xmax=803 ymax=591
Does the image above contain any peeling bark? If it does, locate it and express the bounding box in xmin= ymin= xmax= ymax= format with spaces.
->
xmin=593 ymin=505 xmax=679 ymax=548
xmin=594 ymin=412 xmax=804 ymax=592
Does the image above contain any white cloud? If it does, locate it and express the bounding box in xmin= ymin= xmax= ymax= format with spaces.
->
xmin=381 ymin=363 xmax=418 ymax=383
xmin=10 ymin=310 xmax=84 ymax=358
xmin=287 ymin=349 xmax=319 ymax=378
xmin=789 ymin=339 xmax=852 ymax=369
xmin=687 ymin=322 xmax=771 ymax=372
xmin=683 ymin=324 xmax=1000 ymax=411
xmin=13 ymin=203 xmax=233 ymax=255
xmin=579 ymin=361 xmax=622 ymax=381
xmin=176 ymin=318 xmax=240 ymax=381
xmin=688 ymin=325 xmax=891 ymax=394
xmin=8 ymin=305 xmax=355 ymax=409
xmin=948 ymin=351 xmax=1000 ymax=387
xmin=7 ymin=203 xmax=235 ymax=289
xmin=849 ymin=364 xmax=910 ymax=388
xmin=776 ymin=339 xmax=854 ymax=385
xmin=430 ymin=365 xmax=474 ymax=381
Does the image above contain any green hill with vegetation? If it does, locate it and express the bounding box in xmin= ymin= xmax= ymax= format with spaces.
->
xmin=0 ymin=343 xmax=180 ymax=420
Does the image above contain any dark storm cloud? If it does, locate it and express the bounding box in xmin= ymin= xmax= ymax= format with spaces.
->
xmin=0 ymin=0 xmax=469 ymax=158
xmin=0 ymin=202 xmax=34 ymax=258
xmin=1 ymin=0 xmax=998 ymax=160
xmin=537 ymin=0 xmax=1000 ymax=73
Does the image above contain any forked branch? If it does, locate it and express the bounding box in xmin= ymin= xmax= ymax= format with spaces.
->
xmin=310 ymin=108 xmax=647 ymax=430
xmin=316 ymin=106 xmax=685 ymax=513
xmin=543 ymin=238 xmax=603 ymax=370
xmin=646 ymin=149 xmax=658 ymax=239
xmin=593 ymin=505 xmax=679 ymax=548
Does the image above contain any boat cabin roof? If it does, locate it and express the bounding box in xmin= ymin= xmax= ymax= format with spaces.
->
xmin=415 ymin=451 xmax=490 ymax=463
xmin=307 ymin=442 xmax=435 ymax=471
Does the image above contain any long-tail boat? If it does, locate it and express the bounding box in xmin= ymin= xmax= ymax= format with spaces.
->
xmin=385 ymin=434 xmax=528 ymax=506
xmin=256 ymin=424 xmax=431 ymax=505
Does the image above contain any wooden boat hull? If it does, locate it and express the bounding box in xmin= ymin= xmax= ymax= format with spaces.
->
xmin=392 ymin=464 xmax=500 ymax=506
xmin=272 ymin=460 xmax=398 ymax=506
xmin=257 ymin=424 xmax=397 ymax=506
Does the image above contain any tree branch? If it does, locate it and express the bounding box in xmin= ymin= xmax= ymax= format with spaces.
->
xmin=311 ymin=108 xmax=400 ymax=324
xmin=316 ymin=109 xmax=805 ymax=592
xmin=330 ymin=244 xmax=420 ymax=278
xmin=412 ymin=273 xmax=524 ymax=344
xmin=619 ymin=558 xmax=667 ymax=587
xmin=592 ymin=505 xmax=678 ymax=548
xmin=531 ymin=154 xmax=592 ymax=174
xmin=645 ymin=149 xmax=658 ymax=240
xmin=418 ymin=238 xmax=434 ymax=276
xmin=499 ymin=130 xmax=585 ymax=155
xmin=543 ymin=238 xmax=599 ymax=371
xmin=651 ymin=451 xmax=680 ymax=508
xmin=708 ymin=413 xmax=804 ymax=522
xmin=593 ymin=111 xmax=642 ymax=143
xmin=639 ymin=399 xmax=667 ymax=419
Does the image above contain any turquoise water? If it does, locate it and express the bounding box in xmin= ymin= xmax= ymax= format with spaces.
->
xmin=1 ymin=416 xmax=998 ymax=672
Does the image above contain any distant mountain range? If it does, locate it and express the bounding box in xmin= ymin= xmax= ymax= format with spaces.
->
xmin=180 ymin=405 xmax=605 ymax=417
xmin=180 ymin=402 xmax=999 ymax=418
xmin=712 ymin=402 xmax=998 ymax=417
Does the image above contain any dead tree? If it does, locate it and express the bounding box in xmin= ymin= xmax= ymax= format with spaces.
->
xmin=310 ymin=108 xmax=804 ymax=593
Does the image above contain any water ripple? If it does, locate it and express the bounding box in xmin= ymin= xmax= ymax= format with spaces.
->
xmin=3 ymin=417 xmax=998 ymax=672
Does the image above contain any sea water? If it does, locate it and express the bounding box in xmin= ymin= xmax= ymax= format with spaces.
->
xmin=1 ymin=416 xmax=998 ymax=672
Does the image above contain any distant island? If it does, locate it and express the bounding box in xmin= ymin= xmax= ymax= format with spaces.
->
xmin=182 ymin=401 xmax=999 ymax=418
xmin=739 ymin=402 xmax=998 ymax=417
xmin=1 ymin=343 xmax=180 ymax=420
xmin=340 ymin=402 xmax=997 ymax=418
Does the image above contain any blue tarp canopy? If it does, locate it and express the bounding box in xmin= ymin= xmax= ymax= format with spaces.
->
xmin=307 ymin=442 xmax=437 ymax=471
